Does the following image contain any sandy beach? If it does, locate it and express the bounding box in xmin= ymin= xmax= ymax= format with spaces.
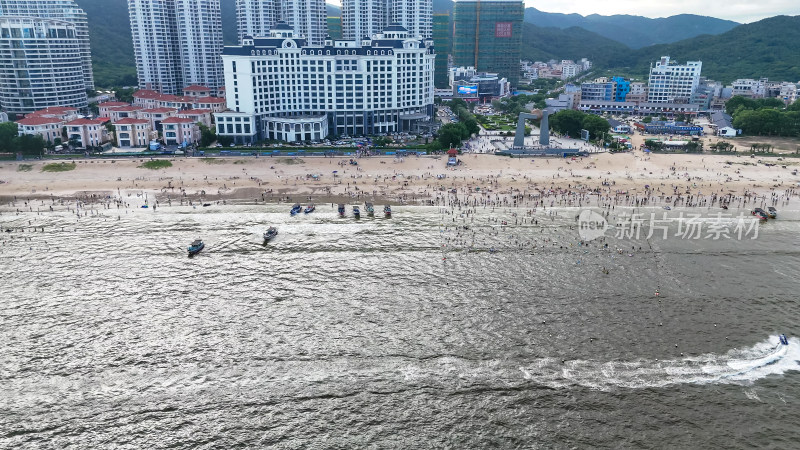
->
xmin=1 ymin=149 xmax=798 ymax=208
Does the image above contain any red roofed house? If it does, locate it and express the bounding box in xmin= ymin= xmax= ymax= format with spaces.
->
xmin=98 ymin=101 xmax=130 ymax=117
xmin=114 ymin=118 xmax=152 ymax=148
xmin=195 ymin=96 xmax=226 ymax=113
xmin=65 ymin=118 xmax=111 ymax=148
xmin=16 ymin=116 xmax=64 ymax=143
xmin=177 ymin=109 xmax=212 ymax=128
xmin=183 ymin=85 xmax=211 ymax=98
xmin=26 ymin=107 xmax=79 ymax=123
xmin=161 ymin=117 xmax=199 ymax=146
xmin=158 ymin=95 xmax=195 ymax=110
xmin=107 ymin=105 xmax=144 ymax=123
xmin=138 ymin=107 xmax=178 ymax=131
xmin=132 ymin=89 xmax=162 ymax=109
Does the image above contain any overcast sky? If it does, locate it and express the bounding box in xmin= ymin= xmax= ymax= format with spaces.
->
xmin=524 ymin=0 xmax=800 ymax=23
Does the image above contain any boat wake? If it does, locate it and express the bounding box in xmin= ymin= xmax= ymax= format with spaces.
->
xmin=514 ymin=335 xmax=799 ymax=390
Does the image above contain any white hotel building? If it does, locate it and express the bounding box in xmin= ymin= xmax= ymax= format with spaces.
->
xmin=647 ymin=56 xmax=702 ymax=103
xmin=215 ymin=23 xmax=435 ymax=143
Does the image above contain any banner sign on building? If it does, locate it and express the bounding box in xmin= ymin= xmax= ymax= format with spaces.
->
xmin=495 ymin=22 xmax=512 ymax=38
xmin=457 ymin=85 xmax=478 ymax=95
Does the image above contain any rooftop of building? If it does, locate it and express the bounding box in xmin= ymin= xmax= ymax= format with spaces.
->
xmin=27 ymin=107 xmax=78 ymax=117
xmin=183 ymin=85 xmax=209 ymax=92
xmin=178 ymin=109 xmax=212 ymax=115
xmin=17 ymin=116 xmax=63 ymax=126
xmin=65 ymin=117 xmax=110 ymax=126
xmin=710 ymin=110 xmax=734 ymax=128
xmin=114 ymin=118 xmax=149 ymax=125
xmin=140 ymin=107 xmax=177 ymax=114
xmin=161 ymin=117 xmax=195 ymax=124
xmin=97 ymin=101 xmax=130 ymax=108
xmin=196 ymin=97 xmax=225 ymax=104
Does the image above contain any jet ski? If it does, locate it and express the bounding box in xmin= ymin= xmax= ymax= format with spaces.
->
xmin=779 ymin=334 xmax=789 ymax=346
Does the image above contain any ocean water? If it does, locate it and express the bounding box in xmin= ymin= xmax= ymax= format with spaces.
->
xmin=1 ymin=200 xmax=799 ymax=448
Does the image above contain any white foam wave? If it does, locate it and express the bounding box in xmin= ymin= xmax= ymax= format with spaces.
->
xmin=517 ymin=335 xmax=800 ymax=390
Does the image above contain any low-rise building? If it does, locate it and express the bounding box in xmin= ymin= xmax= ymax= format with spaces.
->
xmin=26 ymin=107 xmax=80 ymax=122
xmin=161 ymin=117 xmax=199 ymax=146
xmin=641 ymin=121 xmax=703 ymax=136
xmin=183 ymin=85 xmax=212 ymax=98
xmin=177 ymin=109 xmax=213 ymax=128
xmin=138 ymin=107 xmax=178 ymax=131
xmin=114 ymin=118 xmax=152 ymax=148
xmin=450 ymin=67 xmax=509 ymax=102
xmin=107 ymin=105 xmax=144 ymax=122
xmin=16 ymin=116 xmax=64 ymax=143
xmin=65 ymin=117 xmax=111 ymax=148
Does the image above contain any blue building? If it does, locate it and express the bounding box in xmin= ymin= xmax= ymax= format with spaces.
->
xmin=643 ymin=121 xmax=703 ymax=136
xmin=612 ymin=76 xmax=630 ymax=102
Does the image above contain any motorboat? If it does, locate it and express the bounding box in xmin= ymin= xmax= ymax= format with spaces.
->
xmin=767 ymin=206 xmax=777 ymax=218
xmin=779 ymin=334 xmax=789 ymax=345
xmin=188 ymin=239 xmax=205 ymax=256
xmin=752 ymin=208 xmax=768 ymax=220
xmin=365 ymin=202 xmax=375 ymax=216
xmin=384 ymin=205 xmax=392 ymax=217
xmin=353 ymin=205 xmax=361 ymax=218
xmin=338 ymin=203 xmax=346 ymax=216
xmin=290 ymin=203 xmax=302 ymax=215
xmin=304 ymin=204 xmax=315 ymax=214
xmin=263 ymin=227 xmax=278 ymax=243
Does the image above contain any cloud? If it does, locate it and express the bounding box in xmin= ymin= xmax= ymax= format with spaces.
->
xmin=525 ymin=0 xmax=800 ymax=23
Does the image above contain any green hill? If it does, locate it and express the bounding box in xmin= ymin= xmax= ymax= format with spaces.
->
xmin=619 ymin=15 xmax=800 ymax=84
xmin=75 ymin=0 xmax=136 ymax=87
xmin=520 ymin=23 xmax=630 ymax=68
xmin=523 ymin=9 xmax=738 ymax=49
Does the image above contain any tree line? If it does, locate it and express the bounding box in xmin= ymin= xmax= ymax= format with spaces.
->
xmin=0 ymin=122 xmax=47 ymax=156
xmin=727 ymin=96 xmax=800 ymax=137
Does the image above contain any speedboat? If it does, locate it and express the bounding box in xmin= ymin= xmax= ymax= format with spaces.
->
xmin=338 ymin=204 xmax=346 ymax=216
xmin=779 ymin=334 xmax=789 ymax=345
xmin=353 ymin=205 xmax=361 ymax=218
xmin=767 ymin=206 xmax=777 ymax=218
xmin=365 ymin=202 xmax=375 ymax=216
xmin=263 ymin=227 xmax=278 ymax=243
xmin=304 ymin=204 xmax=315 ymax=214
xmin=752 ymin=208 xmax=768 ymax=220
xmin=290 ymin=203 xmax=302 ymax=216
xmin=384 ymin=205 xmax=392 ymax=217
xmin=188 ymin=239 xmax=204 ymax=256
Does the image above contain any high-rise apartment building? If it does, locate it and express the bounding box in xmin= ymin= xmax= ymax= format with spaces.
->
xmin=341 ymin=0 xmax=386 ymax=42
xmin=0 ymin=0 xmax=93 ymax=89
xmin=647 ymin=56 xmax=702 ymax=103
xmin=0 ymin=16 xmax=88 ymax=113
xmin=236 ymin=0 xmax=279 ymax=43
xmin=128 ymin=0 xmax=224 ymax=95
xmin=283 ymin=0 xmax=327 ymax=45
xmin=235 ymin=0 xmax=327 ymax=45
xmin=452 ymin=0 xmax=523 ymax=86
xmin=432 ymin=13 xmax=450 ymax=88
xmin=390 ymin=0 xmax=432 ymax=38
xmin=341 ymin=0 xmax=432 ymax=42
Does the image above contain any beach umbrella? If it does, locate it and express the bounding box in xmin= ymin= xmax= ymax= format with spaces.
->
xmin=332 ymin=170 xmax=338 ymax=178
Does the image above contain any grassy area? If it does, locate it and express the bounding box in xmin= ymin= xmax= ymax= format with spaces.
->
xmin=277 ymin=158 xmax=305 ymax=165
xmin=41 ymin=162 xmax=76 ymax=172
xmin=138 ymin=160 xmax=173 ymax=170
xmin=233 ymin=160 xmax=248 ymax=165
xmin=17 ymin=164 xmax=33 ymax=172
xmin=200 ymin=157 xmax=226 ymax=164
